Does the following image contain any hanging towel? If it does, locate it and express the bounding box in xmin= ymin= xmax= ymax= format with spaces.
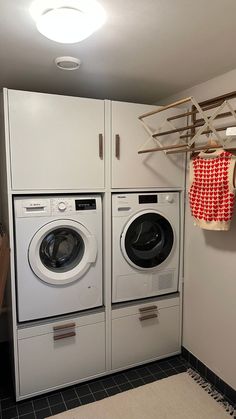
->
xmin=188 ymin=150 xmax=236 ymax=230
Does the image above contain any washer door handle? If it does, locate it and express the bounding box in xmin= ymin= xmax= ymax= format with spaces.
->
xmin=87 ymin=235 xmax=97 ymax=263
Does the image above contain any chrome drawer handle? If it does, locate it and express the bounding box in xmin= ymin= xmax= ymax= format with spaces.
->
xmin=54 ymin=331 xmax=76 ymax=341
xmin=53 ymin=322 xmax=76 ymax=331
xmin=139 ymin=313 xmax=158 ymax=321
xmin=139 ymin=305 xmax=157 ymax=313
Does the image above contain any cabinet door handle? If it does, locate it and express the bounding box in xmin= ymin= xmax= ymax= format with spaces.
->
xmin=99 ymin=133 xmax=103 ymax=159
xmin=139 ymin=305 xmax=157 ymax=313
xmin=139 ymin=313 xmax=158 ymax=321
xmin=53 ymin=322 xmax=76 ymax=331
xmin=115 ymin=134 xmax=120 ymax=159
xmin=54 ymin=331 xmax=76 ymax=341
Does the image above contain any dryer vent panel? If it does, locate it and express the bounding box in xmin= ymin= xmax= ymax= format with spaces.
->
xmin=152 ymin=272 xmax=174 ymax=292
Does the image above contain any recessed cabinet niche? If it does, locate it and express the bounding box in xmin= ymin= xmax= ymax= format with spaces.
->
xmin=7 ymin=90 xmax=105 ymax=190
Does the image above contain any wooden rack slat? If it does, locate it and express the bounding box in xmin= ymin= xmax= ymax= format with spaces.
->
xmin=138 ymin=143 xmax=188 ymax=154
xmin=167 ymin=145 xmax=236 ymax=155
xmin=138 ymin=90 xmax=236 ymax=156
xmin=166 ymin=92 xmax=236 ymax=122
xmin=180 ymin=125 xmax=231 ymax=140
xmin=195 ymin=109 xmax=236 ymax=126
xmin=139 ymin=142 xmax=236 ymax=155
xmin=152 ymin=120 xmax=204 ymax=138
xmin=153 ymin=110 xmax=236 ymax=139
xmin=199 ymin=91 xmax=236 ymax=106
xmin=138 ymin=97 xmax=192 ymax=120
xmin=141 ymin=92 xmax=236 ymax=123
xmin=167 ymin=102 xmax=235 ymax=122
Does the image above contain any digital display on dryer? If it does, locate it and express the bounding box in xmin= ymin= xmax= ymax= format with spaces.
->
xmin=75 ymin=199 xmax=96 ymax=210
xmin=139 ymin=195 xmax=158 ymax=204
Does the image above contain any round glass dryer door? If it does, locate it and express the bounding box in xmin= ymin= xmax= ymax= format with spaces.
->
xmin=29 ymin=220 xmax=97 ymax=285
xmin=121 ymin=211 xmax=174 ymax=270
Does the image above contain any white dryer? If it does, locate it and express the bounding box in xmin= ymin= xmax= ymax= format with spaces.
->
xmin=14 ymin=195 xmax=103 ymax=322
xmin=112 ymin=192 xmax=180 ymax=303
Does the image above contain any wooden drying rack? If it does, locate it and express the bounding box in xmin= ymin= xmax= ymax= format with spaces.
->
xmin=138 ymin=91 xmax=236 ymax=155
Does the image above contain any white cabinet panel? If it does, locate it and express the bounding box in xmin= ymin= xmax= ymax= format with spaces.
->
xmin=18 ymin=316 xmax=105 ymax=397
xmin=111 ymin=101 xmax=185 ymax=188
xmin=8 ymin=90 xmax=105 ymax=190
xmin=112 ymin=299 xmax=180 ymax=369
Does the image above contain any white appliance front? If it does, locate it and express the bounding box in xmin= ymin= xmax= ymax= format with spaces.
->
xmin=112 ymin=192 xmax=180 ymax=303
xmin=14 ymin=195 xmax=103 ymax=322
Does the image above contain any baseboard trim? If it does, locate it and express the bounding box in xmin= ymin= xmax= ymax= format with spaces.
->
xmin=182 ymin=346 xmax=235 ymax=405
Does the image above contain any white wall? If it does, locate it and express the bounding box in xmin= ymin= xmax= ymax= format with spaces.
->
xmin=161 ymin=68 xmax=236 ymax=389
xmin=0 ymin=94 xmax=8 ymax=343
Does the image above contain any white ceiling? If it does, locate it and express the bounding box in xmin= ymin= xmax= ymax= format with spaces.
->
xmin=1 ymin=0 xmax=236 ymax=104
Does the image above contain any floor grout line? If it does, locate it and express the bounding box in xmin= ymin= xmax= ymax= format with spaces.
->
xmin=59 ymin=393 xmax=68 ymax=412
xmin=0 ymin=357 xmax=192 ymax=419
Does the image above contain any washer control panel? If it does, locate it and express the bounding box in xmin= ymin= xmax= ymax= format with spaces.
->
xmin=52 ymin=198 xmax=97 ymax=213
xmin=52 ymin=199 xmax=74 ymax=213
xmin=14 ymin=196 xmax=100 ymax=217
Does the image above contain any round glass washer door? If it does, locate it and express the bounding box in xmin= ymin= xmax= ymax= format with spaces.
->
xmin=120 ymin=210 xmax=174 ymax=270
xmin=29 ymin=220 xmax=97 ymax=285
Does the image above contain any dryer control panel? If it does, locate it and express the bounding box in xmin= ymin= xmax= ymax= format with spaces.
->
xmin=112 ymin=192 xmax=178 ymax=216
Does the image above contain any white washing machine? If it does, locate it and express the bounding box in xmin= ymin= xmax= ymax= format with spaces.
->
xmin=14 ymin=195 xmax=103 ymax=322
xmin=112 ymin=192 xmax=180 ymax=303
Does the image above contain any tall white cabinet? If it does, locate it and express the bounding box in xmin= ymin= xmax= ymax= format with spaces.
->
xmin=7 ymin=90 xmax=185 ymax=192
xmin=0 ymin=89 xmax=184 ymax=400
xmin=111 ymin=101 xmax=185 ymax=188
xmin=7 ymin=90 xmax=105 ymax=190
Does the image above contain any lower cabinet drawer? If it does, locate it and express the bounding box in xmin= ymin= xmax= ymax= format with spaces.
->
xmin=112 ymin=302 xmax=180 ymax=369
xmin=18 ymin=318 xmax=105 ymax=397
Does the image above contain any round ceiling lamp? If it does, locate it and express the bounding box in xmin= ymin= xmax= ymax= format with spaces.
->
xmin=30 ymin=0 xmax=107 ymax=43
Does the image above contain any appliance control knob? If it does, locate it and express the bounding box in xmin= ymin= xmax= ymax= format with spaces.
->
xmin=165 ymin=194 xmax=173 ymax=203
xmin=58 ymin=201 xmax=67 ymax=211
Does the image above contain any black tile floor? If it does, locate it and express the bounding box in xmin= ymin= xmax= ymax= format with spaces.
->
xmin=0 ymin=355 xmax=188 ymax=419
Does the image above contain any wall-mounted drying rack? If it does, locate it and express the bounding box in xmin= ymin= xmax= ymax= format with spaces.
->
xmin=138 ymin=91 xmax=236 ymax=155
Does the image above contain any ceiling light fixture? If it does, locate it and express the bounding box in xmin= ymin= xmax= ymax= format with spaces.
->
xmin=30 ymin=0 xmax=106 ymax=44
xmin=55 ymin=56 xmax=81 ymax=70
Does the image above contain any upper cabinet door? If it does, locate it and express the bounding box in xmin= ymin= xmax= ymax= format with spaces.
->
xmin=7 ymin=90 xmax=105 ymax=190
xmin=111 ymin=101 xmax=185 ymax=189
